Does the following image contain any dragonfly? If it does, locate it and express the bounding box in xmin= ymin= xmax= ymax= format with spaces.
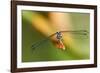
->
xmin=31 ymin=30 xmax=88 ymax=50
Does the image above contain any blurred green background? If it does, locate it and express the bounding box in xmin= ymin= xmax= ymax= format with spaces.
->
xmin=22 ymin=10 xmax=90 ymax=62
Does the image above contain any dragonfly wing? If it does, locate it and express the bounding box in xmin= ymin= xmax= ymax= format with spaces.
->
xmin=61 ymin=30 xmax=89 ymax=38
xmin=31 ymin=37 xmax=50 ymax=50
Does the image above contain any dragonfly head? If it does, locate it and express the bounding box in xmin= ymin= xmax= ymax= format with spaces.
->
xmin=56 ymin=31 xmax=62 ymax=40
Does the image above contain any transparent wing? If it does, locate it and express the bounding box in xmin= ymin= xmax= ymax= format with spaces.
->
xmin=31 ymin=37 xmax=50 ymax=50
xmin=61 ymin=30 xmax=89 ymax=39
xmin=61 ymin=30 xmax=88 ymax=35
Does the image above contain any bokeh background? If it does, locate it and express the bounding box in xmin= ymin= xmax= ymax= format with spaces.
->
xmin=22 ymin=10 xmax=90 ymax=62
